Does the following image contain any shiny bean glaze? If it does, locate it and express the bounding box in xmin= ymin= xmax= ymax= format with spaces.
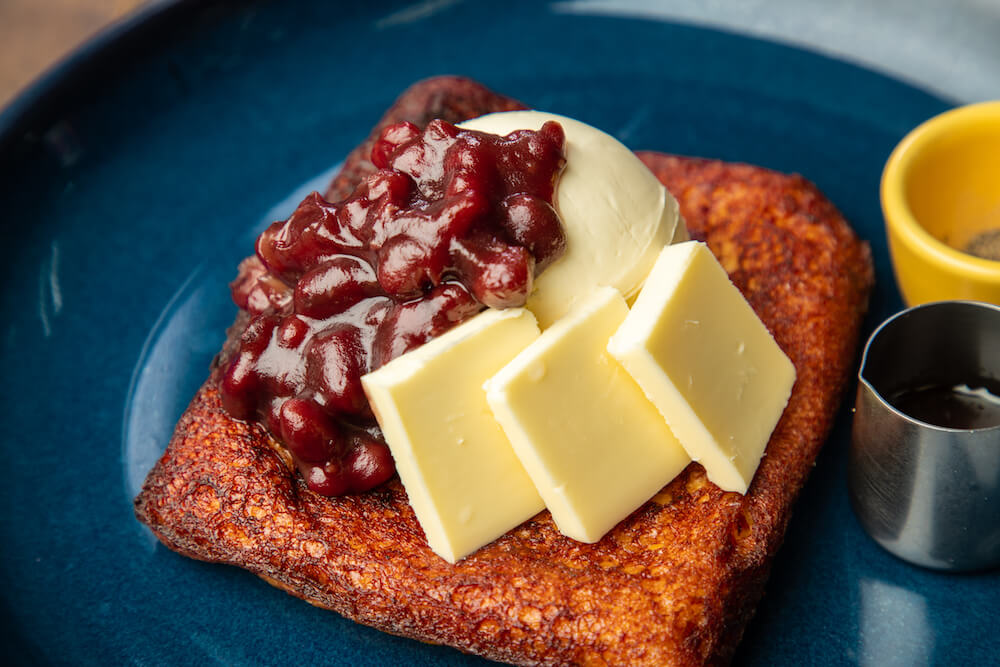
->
xmin=221 ymin=119 xmax=566 ymax=495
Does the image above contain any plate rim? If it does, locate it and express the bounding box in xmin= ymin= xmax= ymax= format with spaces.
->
xmin=2 ymin=3 xmax=987 ymax=664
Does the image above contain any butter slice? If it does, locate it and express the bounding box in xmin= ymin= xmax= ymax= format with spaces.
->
xmin=361 ymin=308 xmax=543 ymax=563
xmin=607 ymin=241 xmax=797 ymax=494
xmin=484 ymin=287 xmax=690 ymax=543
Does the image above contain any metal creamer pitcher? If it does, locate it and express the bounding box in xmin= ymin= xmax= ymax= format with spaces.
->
xmin=849 ymin=301 xmax=1000 ymax=571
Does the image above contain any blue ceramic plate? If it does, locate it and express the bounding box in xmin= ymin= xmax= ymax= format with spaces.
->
xmin=1 ymin=1 xmax=996 ymax=664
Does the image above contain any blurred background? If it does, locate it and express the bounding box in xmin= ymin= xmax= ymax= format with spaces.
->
xmin=0 ymin=0 xmax=997 ymax=111
xmin=0 ymin=0 xmax=146 ymax=107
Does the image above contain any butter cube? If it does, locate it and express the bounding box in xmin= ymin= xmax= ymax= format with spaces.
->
xmin=484 ymin=287 xmax=690 ymax=543
xmin=361 ymin=308 xmax=544 ymax=563
xmin=607 ymin=241 xmax=796 ymax=493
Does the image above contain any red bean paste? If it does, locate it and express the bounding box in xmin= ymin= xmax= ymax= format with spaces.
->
xmin=221 ymin=119 xmax=566 ymax=495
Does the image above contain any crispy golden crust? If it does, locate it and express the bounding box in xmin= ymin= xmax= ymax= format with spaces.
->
xmin=134 ymin=77 xmax=874 ymax=666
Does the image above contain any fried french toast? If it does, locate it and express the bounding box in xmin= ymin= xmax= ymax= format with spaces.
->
xmin=134 ymin=76 xmax=874 ymax=666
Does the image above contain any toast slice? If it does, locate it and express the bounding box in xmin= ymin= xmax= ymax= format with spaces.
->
xmin=134 ymin=76 xmax=874 ymax=666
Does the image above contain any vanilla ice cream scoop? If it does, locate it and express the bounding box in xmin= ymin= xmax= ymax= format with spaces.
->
xmin=461 ymin=111 xmax=687 ymax=328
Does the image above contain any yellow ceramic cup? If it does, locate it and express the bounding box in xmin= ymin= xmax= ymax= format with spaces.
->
xmin=881 ymin=101 xmax=1000 ymax=306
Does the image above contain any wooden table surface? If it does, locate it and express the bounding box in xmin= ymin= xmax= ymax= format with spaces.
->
xmin=0 ymin=0 xmax=148 ymax=109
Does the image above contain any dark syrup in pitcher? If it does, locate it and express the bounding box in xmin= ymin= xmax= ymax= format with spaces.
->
xmin=889 ymin=377 xmax=1000 ymax=429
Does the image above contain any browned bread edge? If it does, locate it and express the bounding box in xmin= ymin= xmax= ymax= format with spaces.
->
xmin=134 ymin=76 xmax=874 ymax=666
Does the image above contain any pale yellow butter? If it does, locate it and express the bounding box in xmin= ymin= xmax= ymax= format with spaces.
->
xmin=361 ymin=308 xmax=544 ymax=563
xmin=607 ymin=241 xmax=797 ymax=494
xmin=484 ymin=287 xmax=690 ymax=543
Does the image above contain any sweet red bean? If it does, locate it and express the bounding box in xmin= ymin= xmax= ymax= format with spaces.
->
xmin=373 ymin=283 xmax=482 ymax=366
xmin=294 ymin=257 xmax=380 ymax=319
xmin=298 ymin=459 xmax=350 ymax=497
xmin=344 ymin=432 xmax=396 ymax=492
xmin=278 ymin=316 xmax=310 ymax=349
xmin=220 ymin=119 xmax=566 ymax=495
xmin=280 ymin=398 xmax=343 ymax=463
xmin=306 ymin=325 xmax=369 ymax=418
xmin=500 ymin=194 xmax=566 ymax=271
xmin=376 ymin=235 xmax=435 ymax=298
xmin=370 ymin=121 xmax=420 ymax=170
xmin=219 ymin=350 xmax=260 ymax=421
